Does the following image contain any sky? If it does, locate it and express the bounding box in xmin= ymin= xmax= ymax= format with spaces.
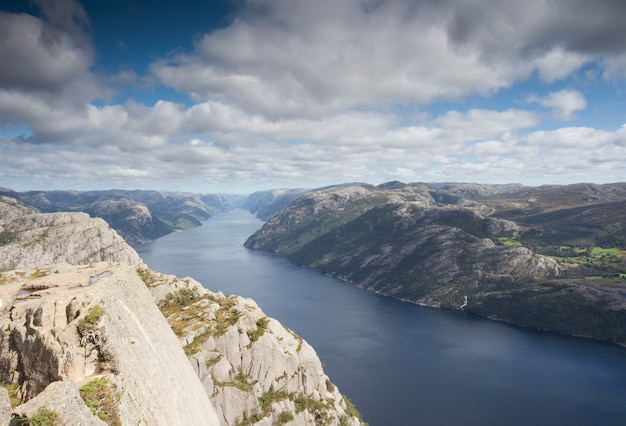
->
xmin=1 ymin=0 xmax=626 ymax=194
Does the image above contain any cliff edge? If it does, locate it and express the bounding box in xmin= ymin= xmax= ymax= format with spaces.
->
xmin=0 ymin=196 xmax=363 ymax=425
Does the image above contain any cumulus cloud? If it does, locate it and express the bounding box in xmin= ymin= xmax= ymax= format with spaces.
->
xmin=0 ymin=12 xmax=91 ymax=93
xmin=528 ymin=89 xmax=588 ymax=121
xmin=2 ymin=0 xmax=626 ymax=192
xmin=151 ymin=0 xmax=626 ymax=120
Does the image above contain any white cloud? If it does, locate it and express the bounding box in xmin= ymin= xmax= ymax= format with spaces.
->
xmin=0 ymin=12 xmax=91 ymax=93
xmin=528 ymin=89 xmax=588 ymax=121
xmin=2 ymin=0 xmax=626 ymax=192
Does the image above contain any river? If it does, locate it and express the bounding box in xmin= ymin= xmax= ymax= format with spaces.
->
xmin=136 ymin=209 xmax=626 ymax=426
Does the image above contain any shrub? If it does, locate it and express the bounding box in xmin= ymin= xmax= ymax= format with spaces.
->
xmin=22 ymin=407 xmax=59 ymax=426
xmin=79 ymin=377 xmax=120 ymax=425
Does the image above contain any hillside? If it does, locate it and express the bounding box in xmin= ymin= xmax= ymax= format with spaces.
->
xmin=0 ymin=189 xmax=233 ymax=245
xmin=245 ymin=182 xmax=626 ymax=346
xmin=0 ymin=196 xmax=363 ymax=425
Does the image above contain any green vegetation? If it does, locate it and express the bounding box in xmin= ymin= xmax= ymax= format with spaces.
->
xmin=205 ymin=353 xmax=223 ymax=368
xmin=277 ymin=411 xmax=295 ymax=425
xmin=77 ymin=304 xmax=106 ymax=348
xmin=82 ymin=305 xmax=105 ymax=326
xmin=496 ymin=237 xmax=522 ymax=247
xmin=0 ymin=231 xmax=14 ymax=245
xmin=247 ymin=317 xmax=269 ymax=343
xmin=343 ymin=395 xmax=365 ymax=423
xmin=258 ymin=389 xmax=290 ymax=413
xmin=79 ymin=377 xmax=121 ymax=425
xmin=591 ymin=247 xmax=623 ymax=257
xmin=76 ymin=305 xmax=116 ymax=369
xmin=136 ymin=267 xmax=159 ymax=287
xmin=3 ymin=382 xmax=22 ymax=406
xmin=235 ymin=412 xmax=265 ymax=426
xmin=247 ymin=183 xmax=626 ymax=346
xmin=16 ymin=407 xmax=59 ymax=426
xmin=214 ymin=370 xmax=258 ymax=392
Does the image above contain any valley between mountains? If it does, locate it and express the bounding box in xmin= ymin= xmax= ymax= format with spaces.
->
xmin=3 ymin=181 xmax=626 ymax=348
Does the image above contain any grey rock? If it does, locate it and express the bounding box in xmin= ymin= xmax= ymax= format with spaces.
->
xmin=0 ymin=387 xmax=11 ymax=426
xmin=12 ymin=381 xmax=105 ymax=426
xmin=0 ymin=212 xmax=142 ymax=271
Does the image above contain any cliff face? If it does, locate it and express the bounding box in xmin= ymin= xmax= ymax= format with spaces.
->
xmin=245 ymin=182 xmax=626 ymax=346
xmin=143 ymin=270 xmax=363 ymax=426
xmin=0 ymin=211 xmax=142 ymax=271
xmin=1 ymin=263 xmax=220 ymax=425
xmin=0 ymin=197 xmax=363 ymax=425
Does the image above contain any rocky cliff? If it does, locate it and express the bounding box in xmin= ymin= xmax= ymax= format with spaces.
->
xmin=245 ymin=182 xmax=626 ymax=346
xmin=0 ymin=189 xmax=234 ymax=245
xmin=0 ymin=197 xmax=363 ymax=425
xmin=0 ymin=210 xmax=142 ymax=271
xmin=142 ymin=269 xmax=363 ymax=426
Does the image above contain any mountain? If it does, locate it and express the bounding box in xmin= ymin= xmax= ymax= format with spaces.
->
xmin=0 ymin=189 xmax=234 ymax=245
xmin=0 ymin=196 xmax=363 ymax=425
xmin=242 ymin=188 xmax=309 ymax=221
xmin=245 ymin=182 xmax=626 ymax=346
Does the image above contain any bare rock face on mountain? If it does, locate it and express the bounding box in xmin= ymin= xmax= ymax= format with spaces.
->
xmin=1 ymin=263 xmax=220 ymax=425
xmin=0 ymin=212 xmax=142 ymax=271
xmin=143 ymin=269 xmax=364 ymax=426
xmin=245 ymin=182 xmax=626 ymax=346
xmin=0 ymin=199 xmax=364 ymax=425
xmin=0 ymin=196 xmax=37 ymax=224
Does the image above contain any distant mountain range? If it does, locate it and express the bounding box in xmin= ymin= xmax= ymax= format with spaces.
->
xmin=0 ymin=188 xmax=233 ymax=245
xmin=4 ymin=182 xmax=626 ymax=346
xmin=245 ymin=181 xmax=626 ymax=346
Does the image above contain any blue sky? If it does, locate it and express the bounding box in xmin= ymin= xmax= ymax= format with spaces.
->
xmin=1 ymin=0 xmax=626 ymax=193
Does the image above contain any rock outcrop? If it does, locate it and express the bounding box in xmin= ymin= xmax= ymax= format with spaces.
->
xmin=1 ymin=262 xmax=220 ymax=425
xmin=142 ymin=269 xmax=363 ymax=426
xmin=0 ymin=195 xmax=363 ymax=425
xmin=0 ymin=212 xmax=142 ymax=271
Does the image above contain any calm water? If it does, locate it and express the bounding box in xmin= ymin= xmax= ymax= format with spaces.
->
xmin=137 ymin=209 xmax=626 ymax=426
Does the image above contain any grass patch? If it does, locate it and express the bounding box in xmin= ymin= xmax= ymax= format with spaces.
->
xmin=258 ymin=389 xmax=290 ymax=413
xmin=343 ymin=395 xmax=365 ymax=423
xmin=28 ymin=268 xmax=50 ymax=279
xmin=587 ymin=274 xmax=626 ymax=284
xmin=20 ymin=407 xmax=59 ymax=426
xmin=215 ymin=370 xmax=257 ymax=392
xmin=184 ymin=329 xmax=212 ymax=357
xmin=247 ymin=317 xmax=269 ymax=343
xmin=79 ymin=377 xmax=121 ymax=425
xmin=3 ymin=382 xmax=22 ymax=406
xmin=591 ymin=247 xmax=624 ymax=257
xmin=205 ymin=354 xmax=223 ymax=368
xmin=277 ymin=411 xmax=295 ymax=425
xmin=496 ymin=237 xmax=523 ymax=247
xmin=235 ymin=412 xmax=265 ymax=426
xmin=0 ymin=231 xmax=14 ymax=245
xmin=136 ymin=267 xmax=159 ymax=287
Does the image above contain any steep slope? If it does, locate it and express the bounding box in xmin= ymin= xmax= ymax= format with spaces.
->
xmin=142 ymin=269 xmax=364 ymax=426
xmin=245 ymin=182 xmax=626 ymax=346
xmin=0 ymin=196 xmax=363 ymax=425
xmin=242 ymin=188 xmax=309 ymax=221
xmin=0 ymin=189 xmax=233 ymax=245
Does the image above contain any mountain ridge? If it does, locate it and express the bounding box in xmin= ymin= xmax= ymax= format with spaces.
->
xmin=245 ymin=181 xmax=626 ymax=346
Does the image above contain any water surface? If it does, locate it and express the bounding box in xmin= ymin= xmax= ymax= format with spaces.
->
xmin=137 ymin=209 xmax=626 ymax=426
